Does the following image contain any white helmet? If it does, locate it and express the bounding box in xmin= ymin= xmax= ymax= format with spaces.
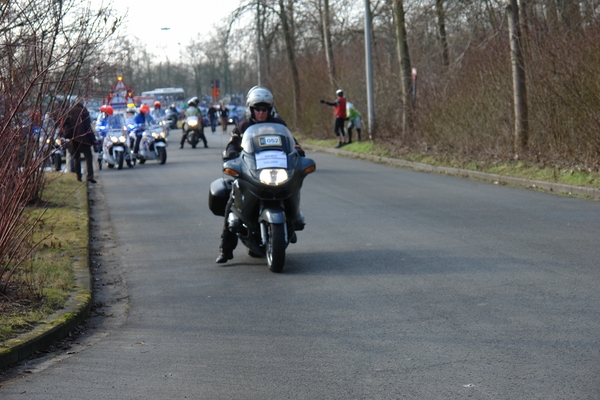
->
xmin=336 ymin=88 xmax=344 ymax=96
xmin=246 ymin=86 xmax=274 ymax=110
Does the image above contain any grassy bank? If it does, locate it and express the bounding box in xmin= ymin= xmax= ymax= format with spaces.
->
xmin=0 ymin=173 xmax=87 ymax=343
xmin=300 ymin=138 xmax=600 ymax=190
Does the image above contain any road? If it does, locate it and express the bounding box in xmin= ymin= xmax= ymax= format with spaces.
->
xmin=1 ymin=129 xmax=600 ymax=399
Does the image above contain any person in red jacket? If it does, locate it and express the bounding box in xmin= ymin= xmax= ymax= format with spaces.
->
xmin=320 ymin=88 xmax=347 ymax=148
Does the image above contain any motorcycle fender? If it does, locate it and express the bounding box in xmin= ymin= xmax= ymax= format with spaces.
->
xmin=154 ymin=142 xmax=166 ymax=147
xmin=113 ymin=146 xmax=124 ymax=152
xmin=259 ymin=207 xmax=286 ymax=224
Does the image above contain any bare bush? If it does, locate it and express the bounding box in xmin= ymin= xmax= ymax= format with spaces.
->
xmin=0 ymin=0 xmax=120 ymax=294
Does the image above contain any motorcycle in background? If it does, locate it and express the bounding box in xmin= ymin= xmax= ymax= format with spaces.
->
xmin=95 ymin=113 xmax=134 ymax=170
xmin=102 ymin=130 xmax=133 ymax=170
xmin=182 ymin=115 xmax=207 ymax=148
xmin=208 ymin=123 xmax=316 ymax=273
xmin=137 ymin=123 xmax=168 ymax=165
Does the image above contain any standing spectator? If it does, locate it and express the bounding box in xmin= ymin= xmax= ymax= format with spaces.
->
xmin=62 ymin=100 xmax=97 ymax=183
xmin=346 ymin=102 xmax=362 ymax=143
xmin=320 ymin=89 xmax=347 ymax=148
xmin=219 ymin=103 xmax=229 ymax=132
xmin=208 ymin=104 xmax=218 ymax=134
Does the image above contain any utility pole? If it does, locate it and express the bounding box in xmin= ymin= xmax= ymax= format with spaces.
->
xmin=364 ymin=0 xmax=375 ymax=139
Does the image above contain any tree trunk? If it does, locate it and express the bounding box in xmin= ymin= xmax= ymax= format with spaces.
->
xmin=278 ymin=0 xmax=300 ymax=126
xmin=393 ymin=0 xmax=413 ymax=138
xmin=322 ymin=0 xmax=336 ymax=88
xmin=435 ymin=0 xmax=450 ymax=67
xmin=506 ymin=0 xmax=529 ymax=154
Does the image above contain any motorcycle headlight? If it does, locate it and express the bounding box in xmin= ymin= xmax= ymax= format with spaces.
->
xmin=110 ymin=136 xmax=119 ymax=143
xmin=188 ymin=119 xmax=198 ymax=127
xmin=118 ymin=135 xmax=127 ymax=143
xmin=259 ymin=169 xmax=289 ymax=186
xmin=55 ymin=138 xmax=63 ymax=146
xmin=152 ymin=132 xmax=160 ymax=139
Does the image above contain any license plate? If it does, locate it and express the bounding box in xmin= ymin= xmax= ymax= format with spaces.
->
xmin=259 ymin=136 xmax=282 ymax=146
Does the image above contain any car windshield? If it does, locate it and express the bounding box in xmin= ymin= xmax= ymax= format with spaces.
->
xmin=241 ymin=123 xmax=295 ymax=155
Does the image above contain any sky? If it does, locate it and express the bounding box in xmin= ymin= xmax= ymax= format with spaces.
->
xmin=112 ymin=0 xmax=242 ymax=61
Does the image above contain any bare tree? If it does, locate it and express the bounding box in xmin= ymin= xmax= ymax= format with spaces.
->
xmin=277 ymin=0 xmax=301 ymax=126
xmin=0 ymin=0 xmax=120 ymax=292
xmin=435 ymin=0 xmax=450 ymax=67
xmin=321 ymin=0 xmax=337 ymax=87
xmin=506 ymin=0 xmax=529 ymax=154
xmin=393 ymin=0 xmax=413 ymax=138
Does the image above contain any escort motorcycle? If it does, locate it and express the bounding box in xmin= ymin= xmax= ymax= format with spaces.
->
xmin=137 ymin=123 xmax=168 ymax=165
xmin=208 ymin=122 xmax=316 ymax=273
xmin=182 ymin=115 xmax=207 ymax=148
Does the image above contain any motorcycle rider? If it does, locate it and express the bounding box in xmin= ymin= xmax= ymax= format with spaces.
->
xmin=165 ymin=103 xmax=179 ymax=130
xmin=132 ymin=104 xmax=152 ymax=157
xmin=151 ymin=101 xmax=165 ymax=122
xmin=216 ymin=86 xmax=305 ymax=264
xmin=180 ymin=96 xmax=208 ymax=149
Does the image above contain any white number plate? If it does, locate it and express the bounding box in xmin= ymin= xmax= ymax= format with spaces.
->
xmin=259 ymin=136 xmax=282 ymax=146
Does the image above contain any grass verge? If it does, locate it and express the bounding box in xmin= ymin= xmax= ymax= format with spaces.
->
xmin=300 ymin=138 xmax=600 ymax=190
xmin=0 ymin=173 xmax=87 ymax=343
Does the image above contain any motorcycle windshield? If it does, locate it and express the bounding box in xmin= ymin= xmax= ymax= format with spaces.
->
xmin=241 ymin=123 xmax=295 ymax=156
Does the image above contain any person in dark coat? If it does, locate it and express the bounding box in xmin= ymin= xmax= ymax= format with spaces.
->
xmin=63 ymin=101 xmax=96 ymax=183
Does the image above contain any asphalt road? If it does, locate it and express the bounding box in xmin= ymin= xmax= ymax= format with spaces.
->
xmin=1 ymin=129 xmax=600 ymax=399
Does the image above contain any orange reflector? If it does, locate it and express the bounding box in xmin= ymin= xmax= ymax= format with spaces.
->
xmin=304 ymin=165 xmax=316 ymax=174
xmin=224 ymin=168 xmax=239 ymax=177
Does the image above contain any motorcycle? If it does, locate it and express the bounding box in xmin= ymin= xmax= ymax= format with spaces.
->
xmin=46 ymin=136 xmax=67 ymax=172
xmin=208 ymin=123 xmax=316 ymax=273
xmin=137 ymin=123 xmax=168 ymax=165
xmin=102 ymin=130 xmax=133 ymax=170
xmin=182 ymin=115 xmax=207 ymax=148
xmin=165 ymin=108 xmax=179 ymax=130
xmin=95 ymin=113 xmax=133 ymax=170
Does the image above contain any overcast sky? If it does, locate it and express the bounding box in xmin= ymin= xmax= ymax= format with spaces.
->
xmin=111 ymin=0 xmax=242 ymax=60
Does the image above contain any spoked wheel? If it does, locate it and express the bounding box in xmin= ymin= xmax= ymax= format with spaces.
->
xmin=266 ymin=223 xmax=286 ymax=273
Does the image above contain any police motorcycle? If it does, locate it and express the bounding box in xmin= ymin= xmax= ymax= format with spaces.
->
xmin=96 ymin=114 xmax=134 ymax=169
xmin=165 ymin=105 xmax=180 ymax=130
xmin=137 ymin=123 xmax=168 ymax=165
xmin=208 ymin=123 xmax=316 ymax=273
xmin=46 ymin=135 xmax=66 ymax=172
xmin=41 ymin=116 xmax=66 ymax=172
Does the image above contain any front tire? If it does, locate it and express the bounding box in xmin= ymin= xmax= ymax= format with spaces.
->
xmin=116 ymin=151 xmax=124 ymax=170
xmin=53 ymin=154 xmax=62 ymax=171
xmin=266 ymin=223 xmax=286 ymax=273
xmin=157 ymin=147 xmax=167 ymax=164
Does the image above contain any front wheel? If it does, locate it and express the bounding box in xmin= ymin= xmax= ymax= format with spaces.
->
xmin=116 ymin=151 xmax=124 ymax=170
xmin=157 ymin=147 xmax=167 ymax=164
xmin=52 ymin=154 xmax=62 ymax=171
xmin=266 ymin=223 xmax=286 ymax=273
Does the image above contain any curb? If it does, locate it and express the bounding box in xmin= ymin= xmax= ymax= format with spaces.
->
xmin=0 ymin=182 xmax=93 ymax=370
xmin=303 ymin=144 xmax=600 ymax=200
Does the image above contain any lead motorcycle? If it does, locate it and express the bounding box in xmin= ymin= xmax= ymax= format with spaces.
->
xmin=208 ymin=123 xmax=316 ymax=273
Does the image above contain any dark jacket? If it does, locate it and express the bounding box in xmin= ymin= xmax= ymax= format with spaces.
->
xmin=63 ymin=102 xmax=95 ymax=145
xmin=224 ymin=115 xmax=304 ymax=160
